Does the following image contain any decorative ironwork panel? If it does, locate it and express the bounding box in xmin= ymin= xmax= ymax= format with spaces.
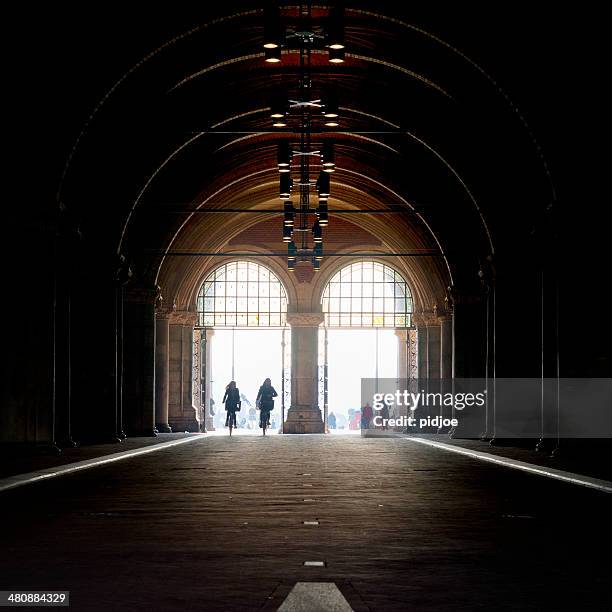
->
xmin=197 ymin=261 xmax=288 ymax=327
xmin=282 ymin=327 xmax=291 ymax=410
xmin=408 ymin=328 xmax=418 ymax=379
xmin=193 ymin=328 xmax=201 ymax=408
xmin=318 ymin=327 xmax=327 ymax=410
xmin=322 ymin=261 xmax=413 ymax=327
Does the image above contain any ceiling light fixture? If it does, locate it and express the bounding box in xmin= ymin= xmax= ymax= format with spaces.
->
xmin=317 ymin=202 xmax=329 ymax=226
xmin=327 ymin=6 xmax=345 ymax=51
xmin=263 ymin=4 xmax=282 ymax=49
xmin=280 ymin=174 xmax=293 ymax=199
xmin=262 ymin=2 xmax=346 ymax=270
xmin=284 ymin=202 xmax=295 ymax=226
xmin=288 ymin=241 xmax=297 ymax=261
xmin=317 ymin=171 xmax=330 ymax=198
xmin=328 ymin=47 xmax=345 ymax=64
xmin=265 ymin=46 xmax=282 ymax=63
xmin=278 ymin=141 xmax=291 ymax=170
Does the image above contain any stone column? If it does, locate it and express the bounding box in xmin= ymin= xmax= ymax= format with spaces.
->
xmin=395 ymin=329 xmax=407 ymax=379
xmin=417 ymin=324 xmax=428 ymax=379
xmin=168 ymin=311 xmax=200 ymax=432
xmin=123 ymin=283 xmax=157 ymax=437
xmin=440 ymin=314 xmax=453 ymax=379
xmin=427 ymin=322 xmax=441 ymax=380
xmin=284 ymin=312 xmax=325 ymax=434
xmin=155 ymin=311 xmax=171 ymax=432
xmin=414 ymin=312 xmax=440 ymax=380
xmin=450 ymin=289 xmax=486 ymax=378
xmin=394 ymin=329 xmax=409 ymax=423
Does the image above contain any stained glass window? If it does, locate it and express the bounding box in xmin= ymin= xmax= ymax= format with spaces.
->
xmin=321 ymin=262 xmax=413 ymax=327
xmin=197 ymin=261 xmax=288 ymax=327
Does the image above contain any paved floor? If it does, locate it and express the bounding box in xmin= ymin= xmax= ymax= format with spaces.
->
xmin=0 ymin=434 xmax=193 ymax=479
xmin=1 ymin=434 xmax=611 ymax=611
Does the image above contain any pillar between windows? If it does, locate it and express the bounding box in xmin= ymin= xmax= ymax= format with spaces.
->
xmin=283 ymin=312 xmax=325 ymax=434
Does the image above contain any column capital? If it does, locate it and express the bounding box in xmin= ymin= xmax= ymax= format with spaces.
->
xmin=447 ymin=286 xmax=483 ymax=306
xmin=155 ymin=308 xmax=173 ymax=321
xmin=286 ymin=312 xmax=325 ymax=327
xmin=169 ymin=310 xmax=198 ymax=326
xmin=413 ymin=311 xmax=439 ymax=327
xmin=124 ymin=281 xmax=158 ymax=304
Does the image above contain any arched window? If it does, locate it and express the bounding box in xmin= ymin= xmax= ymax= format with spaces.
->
xmin=321 ymin=261 xmax=413 ymax=327
xmin=197 ymin=261 xmax=288 ymax=327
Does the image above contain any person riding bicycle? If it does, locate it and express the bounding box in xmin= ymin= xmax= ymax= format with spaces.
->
xmin=222 ymin=381 xmax=241 ymax=436
xmin=256 ymin=378 xmax=278 ymax=435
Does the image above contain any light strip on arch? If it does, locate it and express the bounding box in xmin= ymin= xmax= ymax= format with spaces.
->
xmin=124 ymin=150 xmax=454 ymax=287
xmin=59 ymin=6 xmax=554 ymax=230
xmin=152 ymin=167 xmax=275 ymax=285
xmin=169 ymin=49 xmax=449 ymax=97
xmin=215 ymin=131 xmax=399 ymax=155
xmin=337 ymin=167 xmax=453 ymax=284
xmin=348 ymin=8 xmax=556 ymax=204
xmin=118 ymin=111 xmax=487 ymax=259
xmin=203 ymin=103 xmax=491 ymax=254
xmin=57 ymin=9 xmax=259 ymax=206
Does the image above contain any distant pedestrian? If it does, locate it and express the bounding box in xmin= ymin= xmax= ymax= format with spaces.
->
xmin=256 ymin=378 xmax=278 ymax=435
xmin=379 ymin=403 xmax=389 ymax=430
xmin=361 ymin=403 xmax=374 ymax=430
xmin=222 ymin=381 xmax=241 ymax=436
xmin=328 ymin=412 xmax=337 ymax=430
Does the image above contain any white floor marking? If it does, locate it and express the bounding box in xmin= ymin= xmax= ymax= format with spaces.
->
xmin=404 ymin=436 xmax=612 ymax=494
xmin=303 ymin=561 xmax=326 ymax=567
xmin=0 ymin=435 xmax=205 ymax=493
xmin=278 ymin=582 xmax=353 ymax=611
xmin=303 ymin=520 xmax=319 ymax=525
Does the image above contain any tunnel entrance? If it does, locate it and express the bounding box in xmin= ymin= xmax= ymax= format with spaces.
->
xmin=196 ymin=260 xmax=290 ymax=434
xmin=205 ymin=328 xmax=289 ymax=434
xmin=318 ymin=262 xmax=416 ymax=433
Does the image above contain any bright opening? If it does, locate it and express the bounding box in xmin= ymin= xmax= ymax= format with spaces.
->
xmin=324 ymin=329 xmax=398 ymax=433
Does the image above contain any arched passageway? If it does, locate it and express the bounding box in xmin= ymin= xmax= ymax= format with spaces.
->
xmin=193 ymin=260 xmax=290 ymax=434
xmin=4 ymin=2 xmax=586 ymax=449
xmin=5 ymin=5 xmax=612 ymax=611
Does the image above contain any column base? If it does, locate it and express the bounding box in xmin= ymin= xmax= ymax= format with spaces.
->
xmin=169 ymin=415 xmax=200 ymax=433
xmin=283 ymin=405 xmax=325 ymax=434
xmin=155 ymin=423 xmax=173 ymax=433
xmin=128 ymin=429 xmax=158 ymax=438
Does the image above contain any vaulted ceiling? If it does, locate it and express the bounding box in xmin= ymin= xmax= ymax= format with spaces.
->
xmin=57 ymin=4 xmax=554 ymax=302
